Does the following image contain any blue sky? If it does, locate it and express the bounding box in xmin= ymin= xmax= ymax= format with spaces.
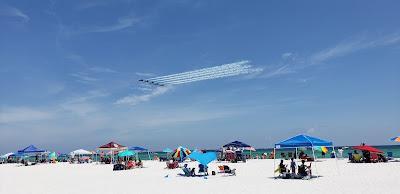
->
xmin=0 ymin=0 xmax=399 ymax=153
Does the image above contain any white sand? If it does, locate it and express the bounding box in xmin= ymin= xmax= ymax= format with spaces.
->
xmin=0 ymin=159 xmax=399 ymax=194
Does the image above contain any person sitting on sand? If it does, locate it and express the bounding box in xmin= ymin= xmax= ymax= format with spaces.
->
xmin=279 ymin=159 xmax=287 ymax=173
xmin=181 ymin=164 xmax=191 ymax=176
xmin=298 ymin=160 xmax=312 ymax=177
xmin=190 ymin=168 xmax=196 ymax=176
xmin=299 ymin=151 xmax=305 ymax=159
xmin=136 ymin=159 xmax=143 ymax=168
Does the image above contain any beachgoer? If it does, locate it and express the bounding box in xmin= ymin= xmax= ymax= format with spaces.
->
xmin=279 ymin=159 xmax=287 ymax=173
xmin=338 ymin=148 xmax=343 ymax=158
xmin=290 ymin=158 xmax=296 ymax=174
xmin=298 ymin=160 xmax=308 ymax=177
xmin=299 ymin=151 xmax=305 ymax=159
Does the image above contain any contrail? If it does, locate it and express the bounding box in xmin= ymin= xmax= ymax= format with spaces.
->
xmin=148 ymin=61 xmax=249 ymax=81
xmin=140 ymin=60 xmax=262 ymax=86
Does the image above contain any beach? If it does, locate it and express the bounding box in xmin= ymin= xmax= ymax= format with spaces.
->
xmin=1 ymin=159 xmax=399 ymax=194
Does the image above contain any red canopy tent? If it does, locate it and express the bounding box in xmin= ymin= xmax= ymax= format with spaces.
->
xmin=352 ymin=145 xmax=384 ymax=154
xmin=97 ymin=141 xmax=127 ymax=163
xmin=98 ymin=141 xmax=127 ymax=151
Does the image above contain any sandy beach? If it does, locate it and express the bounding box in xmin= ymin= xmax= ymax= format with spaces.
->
xmin=1 ymin=159 xmax=399 ymax=194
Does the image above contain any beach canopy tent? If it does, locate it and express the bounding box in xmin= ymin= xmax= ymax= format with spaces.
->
xmin=17 ymin=145 xmax=45 ymax=154
xmin=163 ymin=148 xmax=173 ymax=153
xmin=390 ymin=136 xmax=400 ymax=142
xmin=129 ymin=146 xmax=147 ymax=151
xmin=1 ymin=152 xmax=14 ymax=159
xmin=129 ymin=146 xmax=151 ymax=160
xmin=223 ymin=141 xmax=252 ymax=148
xmin=98 ymin=142 xmax=127 ymax=150
xmin=97 ymin=141 xmax=127 ymax=163
xmin=352 ymin=145 xmax=384 ymax=154
xmin=273 ymin=134 xmax=335 ymax=177
xmin=188 ymin=151 xmax=217 ymax=167
xmin=70 ymin=149 xmax=92 ymax=156
xmin=275 ymin=135 xmax=333 ymax=148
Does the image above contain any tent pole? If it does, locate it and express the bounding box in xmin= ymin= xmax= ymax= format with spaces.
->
xmin=332 ymin=146 xmax=340 ymax=175
xmin=148 ymin=151 xmax=151 ymax=160
xmin=311 ymin=146 xmax=318 ymax=177
xmin=273 ymin=148 xmax=276 ymax=178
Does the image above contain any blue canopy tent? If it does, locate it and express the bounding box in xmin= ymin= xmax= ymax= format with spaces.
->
xmin=129 ymin=146 xmax=151 ymax=160
xmin=17 ymin=145 xmax=46 ymax=162
xmin=223 ymin=141 xmax=252 ymax=148
xmin=18 ymin=145 xmax=45 ymax=154
xmin=273 ymin=134 xmax=335 ymax=177
xmin=188 ymin=151 xmax=217 ymax=167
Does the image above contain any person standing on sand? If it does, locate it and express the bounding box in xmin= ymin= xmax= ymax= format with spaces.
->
xmin=290 ymin=158 xmax=296 ymax=174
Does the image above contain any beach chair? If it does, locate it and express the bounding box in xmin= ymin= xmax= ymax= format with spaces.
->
xmin=198 ymin=164 xmax=208 ymax=176
xmin=218 ymin=165 xmax=236 ymax=176
xmin=370 ymin=153 xmax=378 ymax=163
xmin=181 ymin=168 xmax=191 ymax=177
xmin=352 ymin=154 xmax=362 ymax=163
xmin=387 ymin=152 xmax=393 ymax=160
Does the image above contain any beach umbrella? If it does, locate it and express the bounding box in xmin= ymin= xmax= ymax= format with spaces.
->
xmin=172 ymin=146 xmax=191 ymax=161
xmin=314 ymin=146 xmax=328 ymax=153
xmin=390 ymin=136 xmax=400 ymax=142
xmin=188 ymin=151 xmax=217 ymax=166
xmin=352 ymin=145 xmax=384 ymax=154
xmin=118 ymin=150 xmax=135 ymax=157
xmin=49 ymin=152 xmax=57 ymax=160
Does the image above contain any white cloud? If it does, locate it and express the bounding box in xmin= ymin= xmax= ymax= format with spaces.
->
xmin=310 ymin=33 xmax=400 ymax=65
xmin=60 ymin=90 xmax=108 ymax=116
xmin=115 ymin=86 xmax=172 ymax=106
xmin=0 ymin=5 xmax=30 ymax=22
xmin=70 ymin=72 xmax=98 ymax=83
xmin=0 ymin=107 xmax=52 ymax=123
xmin=84 ymin=16 xmax=140 ymax=33
xmin=281 ymin=52 xmax=293 ymax=59
xmin=306 ymin=127 xmax=316 ymax=134
xmin=89 ymin=67 xmax=117 ymax=73
xmin=135 ymin=72 xmax=155 ymax=77
xmin=60 ymin=102 xmax=99 ymax=116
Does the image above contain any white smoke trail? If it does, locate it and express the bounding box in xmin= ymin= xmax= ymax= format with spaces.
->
xmin=148 ymin=61 xmax=249 ymax=81
xmin=152 ymin=66 xmax=250 ymax=83
xmin=161 ymin=68 xmax=262 ymax=84
xmin=146 ymin=60 xmax=262 ymax=85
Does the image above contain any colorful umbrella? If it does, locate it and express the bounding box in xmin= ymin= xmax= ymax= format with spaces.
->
xmin=390 ymin=136 xmax=400 ymax=142
xmin=172 ymin=146 xmax=191 ymax=161
xmin=314 ymin=146 xmax=328 ymax=153
xmin=352 ymin=145 xmax=384 ymax=154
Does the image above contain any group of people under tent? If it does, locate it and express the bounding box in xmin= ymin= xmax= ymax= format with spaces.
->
xmin=349 ymin=150 xmax=388 ymax=163
xmin=113 ymin=158 xmax=143 ymax=171
xmin=276 ymin=158 xmax=312 ymax=180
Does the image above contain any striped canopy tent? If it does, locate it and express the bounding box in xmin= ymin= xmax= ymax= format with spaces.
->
xmin=172 ymin=146 xmax=191 ymax=162
xmin=390 ymin=136 xmax=400 ymax=142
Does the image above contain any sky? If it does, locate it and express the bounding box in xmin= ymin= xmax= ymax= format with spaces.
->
xmin=0 ymin=0 xmax=399 ymax=153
